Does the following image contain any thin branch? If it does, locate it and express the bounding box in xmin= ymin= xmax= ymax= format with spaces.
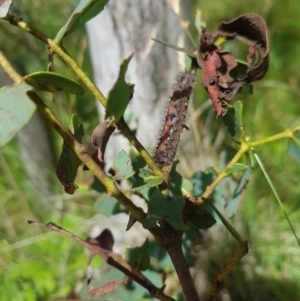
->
xmin=28 ymin=221 xmax=176 ymax=301
xmin=47 ymin=39 xmax=162 ymax=177
xmin=4 ymin=14 xmax=49 ymax=44
xmin=163 ymin=226 xmax=200 ymax=301
xmin=195 ymin=140 xmax=250 ymax=205
xmin=206 ymin=242 xmax=248 ymax=301
xmin=0 ymin=51 xmax=22 ymax=82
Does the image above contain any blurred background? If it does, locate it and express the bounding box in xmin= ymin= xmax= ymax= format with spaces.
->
xmin=1 ymin=0 xmax=300 ymax=300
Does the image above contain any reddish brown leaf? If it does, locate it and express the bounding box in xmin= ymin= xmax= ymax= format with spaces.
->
xmin=218 ymin=13 xmax=269 ymax=82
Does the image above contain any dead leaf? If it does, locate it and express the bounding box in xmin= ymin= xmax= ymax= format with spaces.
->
xmin=88 ymin=277 xmax=128 ymax=296
xmin=218 ymin=13 xmax=269 ymax=82
xmin=83 ymin=121 xmax=116 ymax=170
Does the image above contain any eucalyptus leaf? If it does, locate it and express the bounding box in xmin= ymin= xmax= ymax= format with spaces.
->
xmin=224 ymin=163 xmax=248 ymax=176
xmin=55 ymin=0 xmax=109 ymax=43
xmin=0 ymin=83 xmax=36 ymax=147
xmin=222 ymin=101 xmax=244 ymax=142
xmin=22 ymin=71 xmax=84 ymax=94
xmin=105 ymin=52 xmax=135 ymax=123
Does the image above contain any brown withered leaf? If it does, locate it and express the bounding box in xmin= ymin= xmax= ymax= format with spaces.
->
xmin=88 ymin=277 xmax=128 ymax=296
xmin=83 ymin=121 xmax=116 ymax=170
xmin=218 ymin=13 xmax=269 ymax=82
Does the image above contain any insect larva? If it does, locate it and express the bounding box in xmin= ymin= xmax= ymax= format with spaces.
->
xmin=154 ymin=68 xmax=196 ymax=167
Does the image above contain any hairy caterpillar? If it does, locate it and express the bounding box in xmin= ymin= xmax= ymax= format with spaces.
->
xmin=154 ymin=68 xmax=196 ymax=167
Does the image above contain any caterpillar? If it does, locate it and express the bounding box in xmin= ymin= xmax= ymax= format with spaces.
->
xmin=154 ymin=68 xmax=196 ymax=167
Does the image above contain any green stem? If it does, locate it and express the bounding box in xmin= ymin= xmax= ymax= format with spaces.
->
xmin=249 ymin=128 xmax=295 ymax=147
xmin=26 ymin=90 xmax=146 ymax=222
xmin=48 ymin=39 xmax=162 ymax=176
xmin=4 ymin=14 xmax=49 ymax=44
xmin=196 ymin=140 xmax=250 ymax=205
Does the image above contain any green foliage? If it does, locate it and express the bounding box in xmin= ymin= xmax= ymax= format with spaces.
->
xmin=105 ymin=52 xmax=135 ymax=123
xmin=0 ymin=83 xmax=36 ymax=147
xmin=23 ymin=71 xmax=84 ymax=94
xmin=55 ymin=0 xmax=110 ymax=43
xmin=56 ymin=115 xmax=84 ymax=194
xmin=1 ymin=0 xmax=300 ymax=301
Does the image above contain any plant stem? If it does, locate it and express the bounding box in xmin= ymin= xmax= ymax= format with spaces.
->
xmin=163 ymin=226 xmax=200 ymax=301
xmin=48 ymin=39 xmax=162 ymax=176
xmin=206 ymin=242 xmax=248 ymax=301
xmin=4 ymin=14 xmax=49 ymax=44
xmin=0 ymin=51 xmax=22 ymax=82
xmin=29 ymin=221 xmax=176 ymax=301
xmin=195 ymin=140 xmax=250 ymax=205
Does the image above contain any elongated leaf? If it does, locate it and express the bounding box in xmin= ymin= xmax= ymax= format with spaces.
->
xmin=56 ymin=115 xmax=84 ymax=194
xmin=22 ymin=71 xmax=84 ymax=94
xmin=0 ymin=0 xmax=12 ymax=18
xmin=224 ymin=163 xmax=248 ymax=176
xmin=222 ymin=101 xmax=244 ymax=142
xmin=0 ymin=83 xmax=36 ymax=147
xmin=125 ymin=239 xmax=150 ymax=271
xmin=143 ymin=190 xmax=188 ymax=230
xmin=55 ymin=0 xmax=109 ymax=43
xmin=226 ymin=154 xmax=252 ymax=217
xmin=288 ymin=131 xmax=300 ymax=165
xmin=105 ymin=53 xmax=135 ymax=123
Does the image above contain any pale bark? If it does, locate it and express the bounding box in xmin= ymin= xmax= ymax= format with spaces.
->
xmin=86 ymin=0 xmax=189 ymax=164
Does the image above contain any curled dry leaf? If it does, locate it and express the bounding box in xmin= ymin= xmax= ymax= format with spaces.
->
xmin=218 ymin=13 xmax=269 ymax=82
xmin=83 ymin=121 xmax=116 ymax=170
xmin=197 ymin=14 xmax=269 ymax=117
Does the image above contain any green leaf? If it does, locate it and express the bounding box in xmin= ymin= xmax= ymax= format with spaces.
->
xmin=224 ymin=163 xmax=248 ymax=176
xmin=143 ymin=190 xmax=188 ymax=230
xmin=125 ymin=239 xmax=150 ymax=271
xmin=0 ymin=83 xmax=36 ymax=147
xmin=126 ymin=213 xmax=137 ymax=231
xmin=56 ymin=115 xmax=84 ymax=194
xmin=95 ymin=196 xmax=125 ymax=216
xmin=226 ymin=154 xmax=252 ymax=218
xmin=169 ymin=167 xmax=193 ymax=197
xmin=0 ymin=0 xmax=12 ymax=18
xmin=191 ymin=171 xmax=215 ymax=197
xmin=22 ymin=71 xmax=84 ymax=94
xmin=105 ymin=53 xmax=135 ymax=123
xmin=189 ymin=209 xmax=216 ymax=229
xmin=113 ymin=150 xmax=135 ymax=180
xmin=288 ymin=131 xmax=300 ymax=165
xmin=130 ymin=168 xmax=163 ymax=191
xmin=55 ymin=0 xmax=109 ymax=43
xmin=222 ymin=100 xmax=244 ymax=142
